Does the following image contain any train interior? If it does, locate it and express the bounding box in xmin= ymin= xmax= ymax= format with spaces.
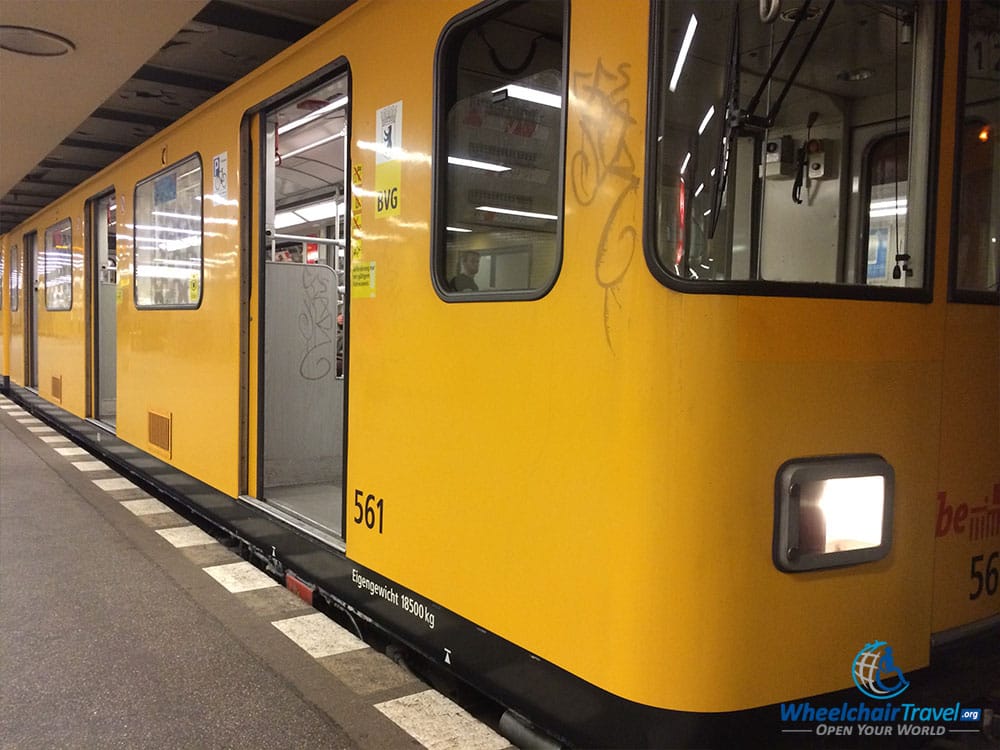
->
xmin=654 ymin=0 xmax=943 ymax=287
xmin=440 ymin=1 xmax=564 ymax=294
xmin=256 ymin=73 xmax=350 ymax=542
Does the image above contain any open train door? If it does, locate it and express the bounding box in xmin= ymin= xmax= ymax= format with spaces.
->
xmin=245 ymin=69 xmax=350 ymax=546
xmin=87 ymin=191 xmax=117 ymax=428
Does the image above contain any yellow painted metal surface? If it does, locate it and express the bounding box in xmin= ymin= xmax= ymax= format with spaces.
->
xmin=0 ymin=0 xmax=995 ymax=719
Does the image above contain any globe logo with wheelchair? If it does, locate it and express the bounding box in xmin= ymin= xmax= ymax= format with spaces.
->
xmin=852 ymin=640 xmax=910 ymax=700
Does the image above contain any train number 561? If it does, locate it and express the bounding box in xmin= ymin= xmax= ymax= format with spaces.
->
xmin=969 ymin=551 xmax=998 ymax=600
xmin=353 ymin=489 xmax=385 ymax=534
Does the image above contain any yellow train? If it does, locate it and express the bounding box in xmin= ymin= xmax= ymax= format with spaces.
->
xmin=2 ymin=0 xmax=998 ymax=745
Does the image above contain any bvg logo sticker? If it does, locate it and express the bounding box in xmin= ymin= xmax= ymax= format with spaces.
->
xmin=852 ymin=641 xmax=910 ymax=700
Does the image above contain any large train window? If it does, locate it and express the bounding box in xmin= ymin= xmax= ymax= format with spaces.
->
xmin=44 ymin=219 xmax=72 ymax=311
xmin=134 ymin=154 xmax=203 ymax=308
xmin=951 ymin=0 xmax=999 ymax=304
xmin=433 ymin=0 xmax=567 ymax=299
xmin=649 ymin=0 xmax=937 ymax=297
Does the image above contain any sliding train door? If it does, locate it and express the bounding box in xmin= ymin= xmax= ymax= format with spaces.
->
xmin=251 ymin=71 xmax=350 ymax=543
xmin=88 ymin=191 xmax=117 ymax=427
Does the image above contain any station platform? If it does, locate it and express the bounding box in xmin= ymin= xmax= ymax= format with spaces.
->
xmin=0 ymin=394 xmax=514 ymax=750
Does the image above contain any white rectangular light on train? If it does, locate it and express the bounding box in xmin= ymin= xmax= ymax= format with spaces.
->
xmin=802 ymin=475 xmax=885 ymax=552
xmin=773 ymin=455 xmax=894 ymax=572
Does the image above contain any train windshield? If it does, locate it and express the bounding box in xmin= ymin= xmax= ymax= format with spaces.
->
xmin=651 ymin=0 xmax=935 ymax=293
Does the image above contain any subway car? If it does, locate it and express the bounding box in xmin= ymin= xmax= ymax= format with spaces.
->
xmin=2 ymin=0 xmax=998 ymax=746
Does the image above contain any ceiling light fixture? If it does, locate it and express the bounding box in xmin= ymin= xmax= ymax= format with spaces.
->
xmin=0 ymin=25 xmax=75 ymax=56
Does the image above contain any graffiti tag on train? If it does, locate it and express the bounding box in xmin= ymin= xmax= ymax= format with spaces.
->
xmin=298 ymin=267 xmax=335 ymax=380
xmin=570 ymin=58 xmax=639 ymax=352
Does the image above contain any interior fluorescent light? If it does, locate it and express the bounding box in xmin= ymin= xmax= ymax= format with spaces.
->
xmin=274 ymin=211 xmax=304 ymax=229
xmin=295 ymin=199 xmax=343 ymax=222
xmin=869 ymin=198 xmax=908 ymax=218
xmin=278 ymin=96 xmax=349 ymax=135
xmin=476 ymin=206 xmax=558 ymax=221
xmin=493 ymin=84 xmax=562 ymax=109
xmin=680 ymin=152 xmax=691 ymax=174
xmin=698 ymin=105 xmax=715 ymax=135
xmin=669 ymin=15 xmax=698 ymax=93
xmin=282 ymin=129 xmax=346 ymax=159
xmin=448 ymin=156 xmax=511 ymax=172
xmin=446 ymin=226 xmax=472 ymax=233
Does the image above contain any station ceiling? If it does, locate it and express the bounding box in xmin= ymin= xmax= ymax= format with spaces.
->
xmin=0 ymin=0 xmax=352 ymax=235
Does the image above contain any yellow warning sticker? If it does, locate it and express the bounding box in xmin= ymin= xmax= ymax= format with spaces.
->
xmin=352 ymin=261 xmax=376 ymax=299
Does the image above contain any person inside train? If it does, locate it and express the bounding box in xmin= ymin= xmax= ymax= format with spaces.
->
xmin=450 ymin=251 xmax=480 ymax=291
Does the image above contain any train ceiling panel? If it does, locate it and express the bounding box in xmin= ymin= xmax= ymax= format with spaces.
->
xmin=0 ymin=0 xmax=353 ymax=234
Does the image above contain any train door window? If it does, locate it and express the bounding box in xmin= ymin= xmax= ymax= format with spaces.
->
xmin=259 ymin=70 xmax=349 ymax=542
xmin=134 ymin=154 xmax=203 ymax=308
xmin=861 ymin=133 xmax=910 ymax=286
xmin=433 ymin=0 xmax=567 ymax=299
xmin=951 ymin=0 xmax=999 ymax=303
xmin=9 ymin=246 xmax=18 ymax=311
xmin=649 ymin=0 xmax=937 ymax=297
xmin=44 ymin=218 xmax=72 ymax=311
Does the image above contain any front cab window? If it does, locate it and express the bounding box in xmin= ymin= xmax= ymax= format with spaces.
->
xmin=650 ymin=0 xmax=937 ymax=297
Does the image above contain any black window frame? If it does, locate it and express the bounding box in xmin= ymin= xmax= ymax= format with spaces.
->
xmin=431 ymin=0 xmax=570 ymax=302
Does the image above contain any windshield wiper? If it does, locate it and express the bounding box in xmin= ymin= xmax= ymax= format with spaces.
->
xmin=705 ymin=2 xmax=741 ymax=240
xmin=706 ymin=0 xmax=835 ymax=239
xmin=738 ymin=0 xmax=835 ymax=131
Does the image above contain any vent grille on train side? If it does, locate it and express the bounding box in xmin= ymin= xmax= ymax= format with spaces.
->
xmin=51 ymin=375 xmax=62 ymax=403
xmin=148 ymin=411 xmax=172 ymax=457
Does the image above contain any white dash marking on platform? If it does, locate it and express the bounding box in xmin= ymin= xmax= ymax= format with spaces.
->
xmin=203 ymin=562 xmax=278 ymax=593
xmin=16 ymin=417 xmax=39 ymax=424
xmin=72 ymin=460 xmax=108 ymax=472
xmin=120 ymin=498 xmax=169 ymax=516
xmin=272 ymin=613 xmax=367 ymax=658
xmin=93 ymin=477 xmax=139 ymax=492
xmin=39 ymin=435 xmax=70 ymax=444
xmin=27 ymin=426 xmax=54 ymax=434
xmin=156 ymin=525 xmax=216 ymax=548
xmin=54 ymin=446 xmax=89 ymax=457
xmin=375 ymin=690 xmax=510 ymax=750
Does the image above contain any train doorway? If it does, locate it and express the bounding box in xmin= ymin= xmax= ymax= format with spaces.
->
xmin=253 ymin=72 xmax=350 ymax=543
xmin=23 ymin=231 xmax=38 ymax=389
xmin=88 ymin=191 xmax=117 ymax=428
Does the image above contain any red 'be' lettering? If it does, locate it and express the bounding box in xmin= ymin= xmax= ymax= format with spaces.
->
xmin=936 ymin=491 xmax=969 ymax=538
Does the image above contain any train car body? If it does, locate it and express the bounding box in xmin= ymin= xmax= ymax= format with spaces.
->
xmin=2 ymin=0 xmax=998 ymax=746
